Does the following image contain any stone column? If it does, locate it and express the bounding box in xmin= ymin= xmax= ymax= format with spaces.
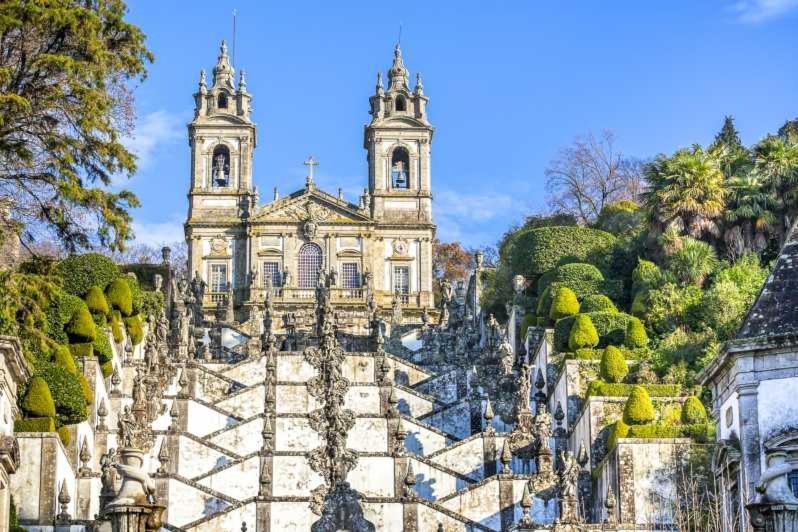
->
xmin=738 ymin=382 xmax=762 ymax=499
xmin=498 ymin=473 xmax=515 ymax=530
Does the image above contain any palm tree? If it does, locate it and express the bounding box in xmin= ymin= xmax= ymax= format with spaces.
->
xmin=667 ymin=238 xmax=719 ymax=287
xmin=644 ymin=146 xmax=727 ymax=243
xmin=723 ymin=173 xmax=776 ymax=258
xmin=752 ymin=135 xmax=798 ymax=241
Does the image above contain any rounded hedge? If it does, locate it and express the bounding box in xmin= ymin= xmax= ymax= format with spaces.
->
xmin=57 ymin=426 xmax=71 ymax=446
xmin=568 ymin=314 xmax=599 ymax=351
xmin=509 ymin=226 xmax=617 ymax=280
xmin=555 ymin=311 xmax=635 ymax=351
xmin=632 ymin=259 xmax=663 ymax=295
xmin=53 ymin=345 xmax=77 ymax=374
xmin=14 ymin=416 xmax=55 ymax=433
xmin=123 ymin=274 xmax=143 ymax=315
xmin=100 ymin=360 xmax=114 ymax=378
xmin=110 ymin=315 xmax=124 ymax=344
xmin=37 ymin=363 xmax=88 ymax=427
xmin=542 ymin=263 xmax=606 ymax=300
xmin=21 ymin=376 xmax=56 ymax=418
xmin=681 ymin=396 xmax=708 ymax=424
xmin=46 ymin=292 xmax=87 ymax=345
xmin=78 ymin=373 xmax=94 ymax=406
xmin=65 ymin=305 xmax=96 ymax=343
xmin=55 ymin=253 xmax=120 ymax=298
xmin=536 ymin=285 xmax=553 ymax=319
xmin=106 ymin=278 xmax=133 ymax=317
xmin=69 ymin=342 xmax=93 ymax=359
xmin=625 ymin=317 xmax=649 ymax=348
xmin=623 ymin=385 xmax=656 ymax=425
xmin=93 ymin=331 xmax=113 ymax=364
xmin=600 ymin=346 xmax=629 ymax=384
xmin=608 ymin=419 xmax=630 ymax=450
xmin=124 ymin=314 xmax=144 ymax=345
xmin=549 ymin=286 xmax=580 ymax=321
xmin=85 ymin=286 xmax=110 ymax=315
xmin=580 ymin=294 xmax=617 ymax=314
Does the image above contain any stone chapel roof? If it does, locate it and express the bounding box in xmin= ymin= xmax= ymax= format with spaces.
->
xmin=736 ymin=221 xmax=798 ymax=340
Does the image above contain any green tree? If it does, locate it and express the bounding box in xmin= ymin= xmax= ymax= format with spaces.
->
xmin=667 ymin=238 xmax=718 ymax=287
xmin=599 ymin=346 xmax=628 ymax=383
xmin=722 ymin=173 xmax=776 ymax=259
xmin=644 ymin=146 xmax=727 ymax=243
xmin=623 ymin=385 xmax=656 ymax=425
xmin=568 ymin=314 xmax=599 ymax=351
xmin=753 ymin=135 xmax=798 ymax=242
xmin=549 ymin=286 xmax=579 ymax=321
xmin=0 ymin=0 xmax=152 ymax=252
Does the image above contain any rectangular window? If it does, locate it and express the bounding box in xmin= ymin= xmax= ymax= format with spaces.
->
xmin=341 ymin=263 xmax=360 ymax=289
xmin=210 ymin=263 xmax=228 ymax=292
xmin=393 ymin=266 xmax=410 ymax=294
xmin=790 ymin=472 xmax=798 ymax=498
xmin=262 ymin=261 xmax=282 ymax=287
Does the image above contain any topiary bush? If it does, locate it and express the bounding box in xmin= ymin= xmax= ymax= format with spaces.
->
xmin=549 ymin=286 xmax=580 ymax=321
xmin=57 ymin=426 xmax=71 ymax=446
xmin=100 ymin=360 xmax=114 ymax=378
xmin=568 ymin=314 xmax=599 ymax=351
xmin=555 ymin=311 xmax=635 ymax=351
xmin=78 ymin=374 xmax=94 ymax=406
xmin=55 ymin=253 xmax=120 ymax=298
xmin=632 ymin=258 xmax=665 ymax=296
xmin=595 ymin=200 xmax=643 ymax=235
xmin=84 ymin=285 xmax=110 ymax=316
xmin=536 ymin=285 xmax=552 ymax=319
xmin=607 ymin=419 xmax=630 ymax=451
xmin=509 ymin=226 xmax=617 ymax=280
xmin=93 ymin=331 xmax=113 ymax=364
xmin=580 ymin=294 xmax=617 ymax=314
xmin=681 ymin=396 xmax=708 ymax=424
xmin=14 ymin=417 xmax=55 ymax=433
xmin=586 ymin=381 xmax=681 ymax=398
xmin=124 ymin=314 xmax=144 ymax=345
xmin=46 ymin=292 xmax=87 ymax=345
xmin=21 ymin=376 xmax=56 ymax=418
xmin=541 ymin=263 xmax=606 ymax=300
xmin=623 ymin=385 xmax=656 ymax=425
xmin=69 ymin=342 xmax=93 ymax=359
xmin=140 ymin=289 xmax=165 ymax=319
xmin=65 ymin=305 xmax=96 ymax=343
xmin=599 ymin=346 xmax=629 ymax=383
xmin=37 ymin=363 xmax=88 ymax=427
xmin=105 ymin=278 xmax=133 ymax=317
xmin=123 ymin=274 xmax=143 ymax=315
xmin=625 ymin=317 xmax=649 ymax=348
xmin=110 ymin=311 xmax=124 ymax=343
xmin=52 ymin=344 xmax=77 ymax=374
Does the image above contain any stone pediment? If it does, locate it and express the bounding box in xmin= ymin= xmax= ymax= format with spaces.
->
xmin=252 ymin=188 xmax=372 ymax=225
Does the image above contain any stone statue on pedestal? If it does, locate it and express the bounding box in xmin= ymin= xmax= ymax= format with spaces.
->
xmin=756 ymin=452 xmax=798 ymax=504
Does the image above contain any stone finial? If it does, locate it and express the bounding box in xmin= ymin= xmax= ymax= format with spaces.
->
xmin=178 ymin=369 xmax=189 ymax=397
xmin=403 ymin=461 xmax=417 ymax=498
xmin=414 ymin=72 xmax=424 ymax=95
xmin=79 ymin=437 xmax=92 ymax=476
xmin=517 ymin=482 xmax=533 ymax=526
xmin=387 ymin=387 xmax=400 ymax=418
xmin=376 ymin=71 xmax=384 ymax=94
xmin=500 ymin=440 xmax=513 ymax=475
xmin=259 ymin=458 xmax=272 ymax=497
xmin=605 ymin=485 xmax=617 ymax=524
xmin=577 ymin=441 xmax=589 ymax=467
xmin=97 ymin=398 xmax=108 ymax=431
xmin=169 ymin=401 xmax=180 ymax=432
xmin=157 ymin=439 xmax=170 ymax=475
xmin=199 ymin=69 xmax=206 ymax=90
xmin=483 ymin=397 xmax=495 ymax=432
xmin=241 ymin=523 xmax=248 ymax=532
xmin=393 ymin=420 xmax=407 ymax=456
xmin=239 ymin=69 xmax=247 ymax=92
xmin=57 ymin=480 xmax=71 ymax=522
xmin=111 ymin=367 xmax=121 ymax=393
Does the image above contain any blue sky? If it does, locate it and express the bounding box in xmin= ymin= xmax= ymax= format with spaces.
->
xmin=123 ymin=0 xmax=798 ymax=249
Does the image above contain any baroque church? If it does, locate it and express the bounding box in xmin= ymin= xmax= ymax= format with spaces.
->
xmin=185 ymin=41 xmax=436 ymax=322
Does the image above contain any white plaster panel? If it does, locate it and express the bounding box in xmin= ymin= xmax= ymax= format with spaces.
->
xmin=424 ymin=401 xmax=471 ymax=439
xmin=186 ymin=400 xmax=237 ymax=437
xmin=429 ymin=438 xmax=485 ymax=481
xmin=393 ymin=387 xmax=433 ymax=417
xmin=629 ymin=441 xmax=683 ymax=525
xmin=402 ymin=418 xmax=447 ymax=456
xmin=223 ymin=359 xmax=266 ymax=386
xmin=719 ymin=391 xmax=739 ymax=441
xmin=209 ymin=417 xmax=264 ymax=456
xmin=348 ymin=456 xmax=395 ymax=497
xmin=272 ymin=455 xmax=324 ymax=496
xmin=276 ymin=385 xmax=318 ymax=414
xmin=758 ymin=377 xmax=798 ymax=442
xmin=275 ymin=417 xmax=321 ymax=452
xmin=177 ymin=436 xmax=234 ymax=479
xmin=417 ymin=503 xmax=472 ymax=531
xmin=343 ymin=355 xmax=375 ymax=383
xmin=216 ymin=385 xmax=264 ymax=419
xmin=439 ymin=480 xmax=501 ymax=530
xmin=270 ymin=501 xmax=316 ymax=531
xmin=346 ymin=417 xmax=388 ymax=453
xmin=362 ymin=502 xmax=404 ymax=532
xmin=409 ymin=458 xmax=458 ymax=501
xmin=344 ymin=386 xmax=381 ymax=414
xmin=198 ymin=456 xmax=260 ymax=500
xmin=167 ymin=478 xmax=230 ymax=527
xmin=276 ymin=355 xmax=316 ymax=382
xmin=189 ymin=501 xmax=256 ymax=532
xmin=10 ymin=437 xmax=42 ymax=520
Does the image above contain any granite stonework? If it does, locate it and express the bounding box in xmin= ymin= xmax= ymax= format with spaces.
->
xmin=1 ymin=336 xmax=30 ymax=532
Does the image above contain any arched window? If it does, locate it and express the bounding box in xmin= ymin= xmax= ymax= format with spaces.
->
xmin=391 ymin=148 xmax=410 ymax=189
xmin=395 ymin=96 xmax=406 ymax=112
xmin=211 ymin=145 xmax=231 ymax=187
xmin=298 ymin=243 xmax=323 ymax=289
xmin=218 ymin=93 xmax=228 ymax=109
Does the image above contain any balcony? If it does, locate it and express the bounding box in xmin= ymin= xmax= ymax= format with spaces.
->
xmin=205 ymin=288 xmax=423 ymax=307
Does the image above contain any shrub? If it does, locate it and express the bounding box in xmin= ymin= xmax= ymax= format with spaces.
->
xmin=540 ymin=263 xmax=606 ymax=300
xmin=57 ymin=426 xmax=71 ymax=446
xmin=555 ymin=311 xmax=635 ymax=351
xmin=509 ymin=226 xmax=617 ymax=280
xmin=84 ymin=286 xmax=110 ymax=315
xmin=631 ymin=259 xmax=664 ymax=295
xmin=140 ymin=289 xmax=165 ymax=319
xmin=37 ymin=363 xmax=88 ymax=426
xmin=682 ymin=422 xmax=716 ymax=443
xmin=625 ymin=317 xmax=649 ymax=348
xmin=595 ymin=200 xmax=643 ymax=235
xmin=654 ymin=328 xmax=717 ymax=376
xmin=599 ymin=346 xmax=629 ymax=383
xmin=93 ymin=331 xmax=113 ymax=364
xmin=69 ymin=342 xmax=93 ymax=359
xmin=586 ymin=381 xmax=681 ymax=398
xmin=568 ymin=314 xmax=599 ymax=351
xmin=100 ymin=360 xmax=114 ymax=378
xmin=21 ymin=376 xmax=56 ymax=418
xmin=55 ymin=253 xmax=119 ymax=297
xmin=550 ymin=286 xmax=580 ymax=321
xmin=106 ymin=278 xmax=133 ymax=317
xmin=574 ymin=348 xmax=601 ymax=360
xmin=580 ymin=294 xmax=617 ymax=314
xmin=607 ymin=419 xmax=629 ymax=451
xmin=53 ymin=345 xmax=77 ymax=374
xmin=14 ymin=417 xmax=55 ymax=433
xmin=623 ymin=385 xmax=656 ymax=425
xmin=536 ymin=285 xmax=552 ymax=319
xmin=65 ymin=304 xmax=96 ymax=343
xmin=123 ymin=274 xmax=143 ymax=315
xmin=124 ymin=314 xmax=144 ymax=345
xmin=110 ymin=312 xmax=124 ymax=343
xmin=78 ymin=374 xmax=94 ymax=406
xmin=626 ymin=423 xmax=682 ymax=439
xmin=681 ymin=396 xmax=708 ymax=424
xmin=46 ymin=292 xmax=86 ymax=345
xmin=638 ymin=283 xmax=702 ymax=336
xmin=520 ymin=314 xmax=536 ymax=339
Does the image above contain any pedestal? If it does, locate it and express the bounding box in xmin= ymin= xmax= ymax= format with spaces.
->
xmin=105 ymin=503 xmax=166 ymax=532
xmin=748 ymin=502 xmax=798 ymax=532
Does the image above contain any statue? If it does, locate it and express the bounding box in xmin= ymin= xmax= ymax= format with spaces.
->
xmin=317 ymin=267 xmax=328 ymax=289
xmin=363 ymin=270 xmax=373 ymax=291
xmin=535 ymin=402 xmax=553 ymax=451
xmin=100 ymin=448 xmax=118 ymax=494
xmin=190 ymin=271 xmax=207 ymax=303
xmin=117 ymin=406 xmax=137 ymax=448
xmin=392 ymin=290 xmax=403 ymax=325
xmin=756 ymin=452 xmax=798 ymax=504
xmin=249 ymin=266 xmax=259 ymax=287
xmin=213 ymin=152 xmax=227 ymax=185
xmin=283 ymin=269 xmax=292 ymax=287
xmin=439 ymin=278 xmax=453 ymax=306
xmin=156 ymin=310 xmax=169 ymax=346
xmin=329 ymin=267 xmax=338 ymax=287
xmin=559 ymin=450 xmax=580 ymax=499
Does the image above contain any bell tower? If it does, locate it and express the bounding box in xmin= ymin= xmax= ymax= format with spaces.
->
xmin=185 ymin=41 xmax=257 ymax=295
xmin=364 ymin=44 xmax=433 ymax=222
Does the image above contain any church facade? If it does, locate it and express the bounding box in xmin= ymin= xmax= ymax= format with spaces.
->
xmin=184 ymin=42 xmax=436 ymax=319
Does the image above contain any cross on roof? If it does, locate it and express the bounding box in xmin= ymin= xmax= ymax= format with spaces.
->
xmin=304 ymin=155 xmax=319 ymax=188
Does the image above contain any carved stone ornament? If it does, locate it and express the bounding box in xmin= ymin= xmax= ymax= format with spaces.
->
xmin=392 ymin=238 xmax=409 ymax=256
xmin=209 ymin=236 xmax=228 ymax=256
